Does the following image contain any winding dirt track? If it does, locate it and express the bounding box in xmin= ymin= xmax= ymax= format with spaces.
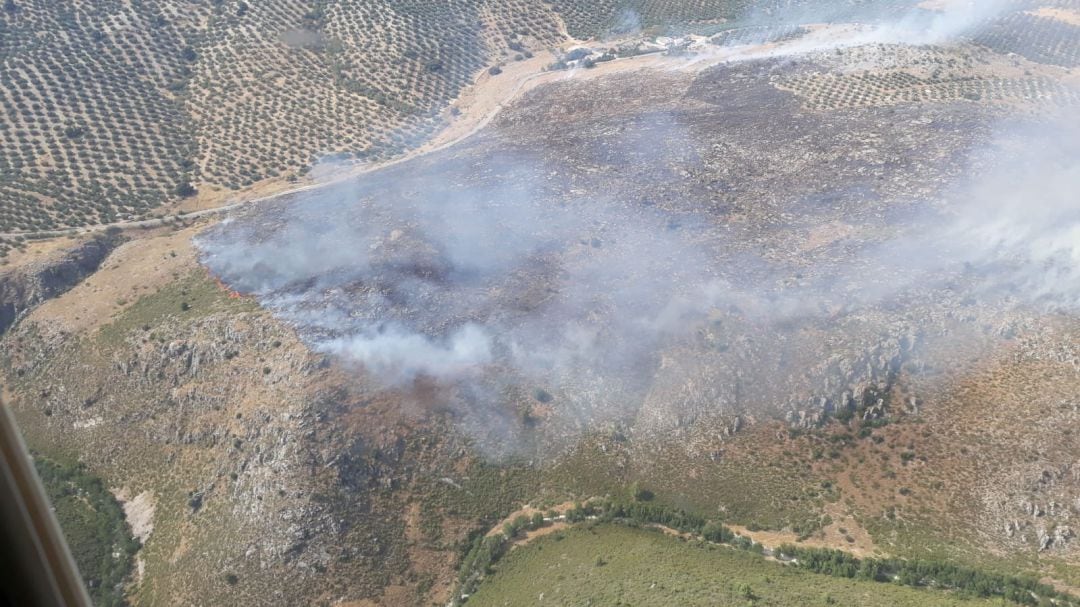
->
xmin=0 ymin=52 xmax=586 ymax=240
xmin=11 ymin=17 xmax=912 ymax=244
xmin=2 ymin=25 xmax=835 ymax=242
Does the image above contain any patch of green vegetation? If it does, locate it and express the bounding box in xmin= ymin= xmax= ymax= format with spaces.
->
xmin=34 ymin=455 xmax=139 ymax=607
xmin=457 ymin=492 xmax=1069 ymax=606
xmin=545 ymin=433 xmax=828 ymax=533
xmin=97 ymin=269 xmax=257 ymax=347
xmin=419 ymin=457 xmax=541 ymax=542
xmin=774 ymin=544 xmax=1074 ymax=606
xmin=467 ymin=524 xmax=1003 ymax=607
xmin=861 ymin=512 xmax=1080 ymax=599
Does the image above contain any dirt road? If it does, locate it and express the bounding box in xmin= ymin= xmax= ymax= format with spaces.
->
xmin=1 ymin=23 xmax=858 ymax=241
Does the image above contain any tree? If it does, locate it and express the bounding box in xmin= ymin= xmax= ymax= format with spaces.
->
xmin=174 ymin=182 xmax=197 ymax=198
xmin=702 ymin=522 xmax=733 ymax=544
xmin=530 ymin=512 xmax=545 ymax=530
xmin=630 ymin=482 xmax=653 ymax=502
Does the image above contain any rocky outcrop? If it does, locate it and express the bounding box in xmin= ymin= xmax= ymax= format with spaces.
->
xmin=0 ymin=234 xmax=122 ymax=334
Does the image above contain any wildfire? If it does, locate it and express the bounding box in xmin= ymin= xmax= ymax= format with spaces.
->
xmin=208 ymin=270 xmax=246 ymax=300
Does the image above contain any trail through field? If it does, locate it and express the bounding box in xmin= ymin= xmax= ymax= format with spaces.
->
xmin=0 ymin=20 xmax=925 ymax=241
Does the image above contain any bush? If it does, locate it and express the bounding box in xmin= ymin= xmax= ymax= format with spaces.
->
xmin=702 ymin=522 xmax=734 ymax=544
xmin=174 ymin=182 xmax=197 ymax=198
xmin=631 ymin=482 xmax=653 ymax=502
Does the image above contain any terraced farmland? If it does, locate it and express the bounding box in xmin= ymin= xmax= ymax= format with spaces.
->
xmin=0 ymin=0 xmax=571 ymax=235
xmin=975 ymin=11 xmax=1080 ymax=68
xmin=0 ymin=1 xmax=197 ymax=231
xmin=190 ymin=0 xmax=567 ymax=190
xmin=779 ymin=71 xmax=1080 ymax=110
xmin=0 ymin=0 xmax=1023 ymax=240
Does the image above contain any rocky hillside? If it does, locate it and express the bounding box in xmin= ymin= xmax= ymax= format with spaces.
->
xmin=0 ymin=226 xmax=534 ymax=605
xmin=10 ymin=226 xmax=1080 ymax=604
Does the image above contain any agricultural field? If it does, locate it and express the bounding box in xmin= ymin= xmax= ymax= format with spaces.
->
xmin=974 ymin=11 xmax=1080 ymax=68
xmin=0 ymin=1 xmax=196 ymax=231
xmin=779 ymin=67 xmax=1080 ymax=110
xmin=466 ymin=524 xmax=1002 ymax=606
xmin=0 ymin=0 xmax=568 ymax=235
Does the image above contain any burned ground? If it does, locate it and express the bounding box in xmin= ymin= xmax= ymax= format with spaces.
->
xmin=201 ymin=53 xmax=999 ymax=450
xmin=196 ymin=38 xmax=1080 ymax=588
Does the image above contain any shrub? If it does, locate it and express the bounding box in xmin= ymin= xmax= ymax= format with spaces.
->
xmin=174 ymin=182 xmax=197 ymax=198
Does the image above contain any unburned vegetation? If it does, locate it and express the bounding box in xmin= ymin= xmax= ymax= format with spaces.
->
xmin=34 ymin=456 xmax=139 ymax=607
xmin=467 ymin=524 xmax=1008 ymax=607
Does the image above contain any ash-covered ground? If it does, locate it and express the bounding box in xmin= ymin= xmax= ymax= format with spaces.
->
xmin=199 ymin=20 xmax=1080 ymax=458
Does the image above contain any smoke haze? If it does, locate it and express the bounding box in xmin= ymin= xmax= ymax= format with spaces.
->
xmin=198 ymin=1 xmax=1080 ymax=454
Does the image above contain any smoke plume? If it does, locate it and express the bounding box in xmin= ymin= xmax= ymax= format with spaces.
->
xmin=198 ymin=1 xmax=1080 ymax=455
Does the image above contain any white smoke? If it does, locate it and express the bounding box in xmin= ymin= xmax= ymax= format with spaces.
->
xmin=195 ymin=0 xmax=1080 ymax=455
xmin=691 ymin=0 xmax=1013 ymax=66
xmin=323 ymin=323 xmax=493 ymax=384
xmin=930 ymin=114 xmax=1080 ymax=309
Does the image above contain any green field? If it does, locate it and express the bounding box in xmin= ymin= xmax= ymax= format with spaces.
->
xmin=466 ymin=524 xmax=1002 ymax=607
